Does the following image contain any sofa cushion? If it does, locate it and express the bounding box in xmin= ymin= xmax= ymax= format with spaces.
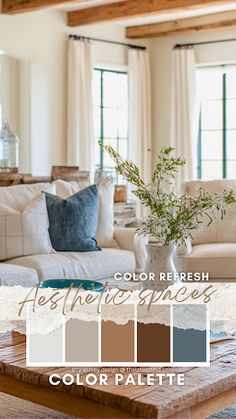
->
xmin=7 ymin=248 xmax=135 ymax=281
xmin=0 ymin=183 xmax=56 ymax=212
xmin=53 ymin=178 xmax=90 ymax=198
xmin=0 ymin=263 xmax=38 ymax=286
xmin=0 ymin=193 xmax=54 ymax=261
xmin=184 ymin=243 xmax=236 ymax=278
xmin=181 ymin=179 xmax=236 ymax=245
xmin=45 ymin=185 xmax=100 ymax=252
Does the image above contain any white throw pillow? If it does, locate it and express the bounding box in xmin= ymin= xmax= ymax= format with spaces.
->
xmin=53 ymin=179 xmax=90 ymax=199
xmin=95 ymin=178 xmax=117 ymax=248
xmin=0 ymin=183 xmax=56 ymax=211
xmin=54 ymin=177 xmax=117 ymax=248
xmin=0 ymin=193 xmax=54 ymax=261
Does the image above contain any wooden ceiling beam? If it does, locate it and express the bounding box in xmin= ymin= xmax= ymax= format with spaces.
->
xmin=68 ymin=0 xmax=236 ymax=27
xmin=126 ymin=9 xmax=236 ymax=38
xmin=2 ymin=0 xmax=84 ymax=14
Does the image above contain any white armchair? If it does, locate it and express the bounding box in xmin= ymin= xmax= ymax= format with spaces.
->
xmin=181 ymin=179 xmax=236 ymax=279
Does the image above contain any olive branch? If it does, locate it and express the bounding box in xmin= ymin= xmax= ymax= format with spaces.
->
xmin=101 ymin=143 xmax=236 ymax=246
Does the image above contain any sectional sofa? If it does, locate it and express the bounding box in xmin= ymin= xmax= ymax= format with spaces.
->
xmin=2 ymin=178 xmax=233 ymax=286
xmin=0 ymin=181 xmax=147 ymax=286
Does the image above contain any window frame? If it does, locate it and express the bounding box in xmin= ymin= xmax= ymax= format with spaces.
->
xmin=93 ymin=66 xmax=128 ymax=174
xmin=197 ymin=66 xmax=236 ymax=179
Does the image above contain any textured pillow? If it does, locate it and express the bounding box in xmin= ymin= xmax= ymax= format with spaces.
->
xmin=0 ymin=193 xmax=54 ymax=261
xmin=54 ymin=177 xmax=117 ymax=248
xmin=45 ymin=185 xmax=100 ymax=252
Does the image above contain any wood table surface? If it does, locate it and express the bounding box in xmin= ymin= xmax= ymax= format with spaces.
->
xmin=0 ymin=331 xmax=236 ymax=418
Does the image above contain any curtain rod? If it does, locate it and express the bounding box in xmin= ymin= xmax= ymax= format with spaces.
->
xmin=174 ymin=37 xmax=236 ymax=49
xmin=69 ymin=34 xmax=146 ymax=50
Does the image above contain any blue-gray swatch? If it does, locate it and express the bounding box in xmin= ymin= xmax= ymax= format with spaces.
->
xmin=173 ymin=305 xmax=207 ymax=362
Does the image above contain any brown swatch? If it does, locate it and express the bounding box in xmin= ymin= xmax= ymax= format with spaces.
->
xmin=101 ymin=320 xmax=134 ymax=362
xmin=137 ymin=323 xmax=170 ymax=363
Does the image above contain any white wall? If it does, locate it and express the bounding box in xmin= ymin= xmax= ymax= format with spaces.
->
xmin=0 ymin=55 xmax=31 ymax=172
xmin=0 ymin=10 xmax=149 ymax=175
xmin=150 ymin=28 xmax=236 ymax=154
xmin=2 ymin=8 xmax=234 ymax=175
xmin=1 ymin=56 xmax=19 ymax=132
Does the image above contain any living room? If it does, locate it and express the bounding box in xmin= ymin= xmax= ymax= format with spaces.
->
xmin=0 ymin=1 xmax=236 ymax=418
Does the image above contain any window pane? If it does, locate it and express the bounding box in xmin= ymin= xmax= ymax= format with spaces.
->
xmin=227 ymin=161 xmax=236 ymax=178
xmin=227 ymin=131 xmax=236 ymax=160
xmin=103 ymin=108 xmax=118 ymax=137
xmin=201 ymin=161 xmax=222 ymax=179
xmin=201 ymin=131 xmax=223 ymax=161
xmin=226 ymin=99 xmax=236 ymax=129
xmin=103 ymin=72 xmax=119 ymax=107
xmin=201 ymin=100 xmax=222 ymax=130
xmin=93 ymin=68 xmax=128 ymax=177
xmin=103 ymin=138 xmax=117 ymax=167
xmin=118 ymin=139 xmax=128 ymax=160
xmin=197 ymin=70 xmax=222 ymax=100
xmin=118 ymin=108 xmax=128 ymax=138
xmin=226 ymin=70 xmax=236 ymax=99
xmin=117 ymin=74 xmax=128 ymax=108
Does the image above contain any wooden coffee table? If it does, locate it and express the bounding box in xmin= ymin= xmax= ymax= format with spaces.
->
xmin=0 ymin=331 xmax=236 ymax=418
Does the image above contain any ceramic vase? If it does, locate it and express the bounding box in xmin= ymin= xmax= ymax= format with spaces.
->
xmin=143 ymin=243 xmax=178 ymax=290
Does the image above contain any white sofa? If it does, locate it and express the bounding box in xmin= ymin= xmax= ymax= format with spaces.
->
xmin=181 ymin=179 xmax=236 ymax=279
xmin=0 ymin=182 xmax=146 ymax=286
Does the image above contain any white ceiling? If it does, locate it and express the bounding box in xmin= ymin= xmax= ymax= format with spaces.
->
xmin=55 ymin=0 xmax=236 ymax=26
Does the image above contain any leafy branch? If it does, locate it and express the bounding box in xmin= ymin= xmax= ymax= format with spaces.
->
xmin=101 ymin=143 xmax=236 ymax=246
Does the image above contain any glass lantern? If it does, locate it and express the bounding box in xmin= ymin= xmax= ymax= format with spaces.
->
xmin=0 ymin=121 xmax=19 ymax=172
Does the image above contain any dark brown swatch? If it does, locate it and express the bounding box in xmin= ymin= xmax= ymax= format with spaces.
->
xmin=137 ymin=323 xmax=170 ymax=362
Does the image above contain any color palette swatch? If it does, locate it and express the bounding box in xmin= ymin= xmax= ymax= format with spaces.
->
xmin=137 ymin=305 xmax=171 ymax=363
xmin=27 ymin=304 xmax=209 ymax=366
xmin=101 ymin=305 xmax=135 ymax=363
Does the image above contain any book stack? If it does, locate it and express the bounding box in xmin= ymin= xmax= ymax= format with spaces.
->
xmin=114 ymin=201 xmax=137 ymax=227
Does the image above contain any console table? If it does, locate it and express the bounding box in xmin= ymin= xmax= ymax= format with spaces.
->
xmin=0 ymin=166 xmax=89 ymax=187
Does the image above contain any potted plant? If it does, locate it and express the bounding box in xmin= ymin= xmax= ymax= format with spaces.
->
xmin=102 ymin=145 xmax=236 ymax=289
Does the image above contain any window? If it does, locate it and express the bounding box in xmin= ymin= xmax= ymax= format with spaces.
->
xmin=197 ymin=66 xmax=236 ymax=180
xmin=92 ymin=68 xmax=128 ymax=184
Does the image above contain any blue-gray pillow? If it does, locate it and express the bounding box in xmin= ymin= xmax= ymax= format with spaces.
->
xmin=45 ymin=185 xmax=101 ymax=252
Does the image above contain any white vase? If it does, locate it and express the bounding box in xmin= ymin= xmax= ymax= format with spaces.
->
xmin=143 ymin=243 xmax=178 ymax=290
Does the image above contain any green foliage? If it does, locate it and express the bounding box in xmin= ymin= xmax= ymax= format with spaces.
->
xmin=101 ymin=143 xmax=236 ymax=246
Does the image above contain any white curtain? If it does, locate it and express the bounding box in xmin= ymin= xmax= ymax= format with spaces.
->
xmin=67 ymin=38 xmax=94 ymax=176
xmin=171 ymin=47 xmax=198 ymax=187
xmin=128 ymin=48 xmax=152 ymax=217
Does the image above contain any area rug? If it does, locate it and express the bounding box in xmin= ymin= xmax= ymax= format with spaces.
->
xmin=0 ymin=392 xmax=77 ymax=418
xmin=208 ymin=405 xmax=236 ymax=418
